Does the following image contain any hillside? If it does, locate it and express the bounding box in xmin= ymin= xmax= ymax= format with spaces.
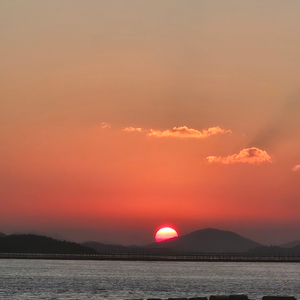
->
xmin=146 ymin=228 xmax=262 ymax=253
xmin=0 ymin=234 xmax=97 ymax=254
xmin=82 ymin=241 xmax=143 ymax=254
xmin=279 ymin=240 xmax=300 ymax=248
xmin=82 ymin=241 xmax=173 ymax=255
xmin=291 ymin=244 xmax=300 ymax=252
xmin=249 ymin=244 xmax=300 ymax=256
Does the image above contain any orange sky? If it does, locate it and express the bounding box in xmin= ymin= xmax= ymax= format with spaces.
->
xmin=1 ymin=1 xmax=300 ymax=245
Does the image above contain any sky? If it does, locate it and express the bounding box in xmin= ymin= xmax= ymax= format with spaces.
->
xmin=1 ymin=0 xmax=300 ymax=246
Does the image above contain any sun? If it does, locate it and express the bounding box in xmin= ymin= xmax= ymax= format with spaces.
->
xmin=155 ymin=227 xmax=178 ymax=242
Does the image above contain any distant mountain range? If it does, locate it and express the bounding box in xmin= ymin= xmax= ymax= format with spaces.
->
xmin=84 ymin=228 xmax=263 ymax=254
xmin=1 ymin=228 xmax=300 ymax=255
xmin=248 ymin=244 xmax=300 ymax=256
xmin=0 ymin=234 xmax=96 ymax=254
xmin=84 ymin=228 xmax=300 ymax=255
xmin=145 ymin=228 xmax=262 ymax=253
xmin=279 ymin=240 xmax=300 ymax=248
xmin=82 ymin=241 xmax=145 ymax=254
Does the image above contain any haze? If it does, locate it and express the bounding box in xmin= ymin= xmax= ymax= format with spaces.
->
xmin=1 ymin=1 xmax=300 ymax=246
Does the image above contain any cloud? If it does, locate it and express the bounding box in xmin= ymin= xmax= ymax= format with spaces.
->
xmin=206 ymin=147 xmax=272 ymax=165
xmin=148 ymin=126 xmax=231 ymax=138
xmin=123 ymin=126 xmax=231 ymax=139
xmin=100 ymin=122 xmax=111 ymax=129
xmin=292 ymin=165 xmax=300 ymax=172
xmin=123 ymin=127 xmax=144 ymax=133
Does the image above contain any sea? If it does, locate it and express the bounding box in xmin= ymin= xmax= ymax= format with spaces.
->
xmin=0 ymin=259 xmax=299 ymax=300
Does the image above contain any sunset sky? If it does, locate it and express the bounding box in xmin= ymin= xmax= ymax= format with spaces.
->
xmin=1 ymin=1 xmax=300 ymax=246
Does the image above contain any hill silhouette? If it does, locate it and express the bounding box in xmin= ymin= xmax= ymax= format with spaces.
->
xmin=4 ymin=229 xmax=299 ymax=255
xmin=0 ymin=234 xmax=96 ymax=254
xmin=82 ymin=241 xmax=143 ymax=254
xmin=146 ymin=228 xmax=262 ymax=253
xmin=291 ymin=244 xmax=300 ymax=254
xmin=82 ymin=241 xmax=173 ymax=255
xmin=249 ymin=244 xmax=300 ymax=256
xmin=279 ymin=240 xmax=300 ymax=248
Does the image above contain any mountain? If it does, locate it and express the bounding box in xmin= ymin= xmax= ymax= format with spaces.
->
xmin=82 ymin=241 xmax=144 ymax=254
xmin=248 ymin=244 xmax=300 ymax=255
xmin=0 ymin=234 xmax=97 ymax=254
xmin=279 ymin=240 xmax=300 ymax=248
xmin=248 ymin=245 xmax=288 ymax=255
xmin=82 ymin=241 xmax=172 ymax=255
xmin=0 ymin=232 xmax=6 ymax=237
xmin=290 ymin=244 xmax=300 ymax=254
xmin=146 ymin=228 xmax=262 ymax=253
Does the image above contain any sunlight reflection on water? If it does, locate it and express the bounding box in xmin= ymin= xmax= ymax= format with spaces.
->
xmin=0 ymin=260 xmax=299 ymax=300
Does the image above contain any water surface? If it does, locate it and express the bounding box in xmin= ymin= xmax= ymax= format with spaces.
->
xmin=0 ymin=259 xmax=299 ymax=300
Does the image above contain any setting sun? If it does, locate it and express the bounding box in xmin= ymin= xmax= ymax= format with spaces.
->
xmin=155 ymin=227 xmax=179 ymax=242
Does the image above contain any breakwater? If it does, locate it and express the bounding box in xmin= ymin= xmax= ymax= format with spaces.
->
xmin=1 ymin=252 xmax=300 ymax=262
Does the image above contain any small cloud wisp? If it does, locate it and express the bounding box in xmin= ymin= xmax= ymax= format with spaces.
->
xmin=206 ymin=147 xmax=272 ymax=165
xmin=292 ymin=165 xmax=300 ymax=172
xmin=123 ymin=126 xmax=231 ymax=139
xmin=123 ymin=127 xmax=144 ymax=133
xmin=101 ymin=122 xmax=111 ymax=129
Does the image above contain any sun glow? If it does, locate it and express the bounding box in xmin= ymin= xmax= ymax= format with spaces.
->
xmin=155 ymin=227 xmax=178 ymax=242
